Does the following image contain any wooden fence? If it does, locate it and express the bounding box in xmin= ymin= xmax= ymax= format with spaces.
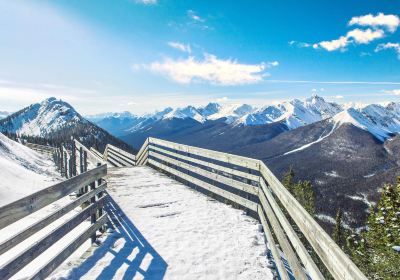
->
xmin=24 ymin=142 xmax=58 ymax=156
xmin=17 ymin=137 xmax=367 ymax=279
xmin=0 ymin=163 xmax=108 ymax=280
xmin=134 ymin=137 xmax=367 ymax=280
xmin=103 ymin=144 xmax=135 ymax=167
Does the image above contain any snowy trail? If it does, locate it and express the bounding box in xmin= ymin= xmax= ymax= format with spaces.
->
xmin=283 ymin=123 xmax=337 ymax=155
xmin=53 ymin=166 xmax=272 ymax=280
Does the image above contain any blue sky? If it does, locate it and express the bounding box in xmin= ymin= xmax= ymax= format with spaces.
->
xmin=0 ymin=0 xmax=399 ymax=114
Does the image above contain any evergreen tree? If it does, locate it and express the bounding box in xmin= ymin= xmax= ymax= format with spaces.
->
xmin=282 ymin=166 xmax=295 ymax=194
xmin=333 ymin=208 xmax=343 ymax=247
xmin=347 ymin=179 xmax=400 ymax=279
xmin=293 ymin=180 xmax=316 ymax=216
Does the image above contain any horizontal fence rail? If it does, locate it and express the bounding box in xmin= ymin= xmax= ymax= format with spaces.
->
xmin=23 ymin=142 xmax=58 ymax=155
xmin=137 ymin=137 xmax=367 ymax=280
xmin=103 ymin=144 xmax=135 ymax=167
xmin=0 ymin=144 xmax=108 ymax=279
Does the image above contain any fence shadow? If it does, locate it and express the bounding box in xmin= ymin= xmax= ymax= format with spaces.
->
xmin=61 ymin=193 xmax=168 ymax=280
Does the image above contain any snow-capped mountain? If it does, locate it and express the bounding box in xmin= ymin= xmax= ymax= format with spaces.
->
xmin=91 ymin=95 xmax=400 ymax=143
xmin=0 ymin=97 xmax=86 ymax=136
xmin=234 ymin=95 xmax=341 ymax=128
xmin=208 ymin=103 xmax=253 ymax=124
xmin=164 ymin=106 xmax=206 ymax=123
xmin=197 ymin=103 xmax=221 ymax=117
xmin=0 ymin=97 xmax=134 ymax=153
xmin=333 ymin=104 xmax=400 ymax=141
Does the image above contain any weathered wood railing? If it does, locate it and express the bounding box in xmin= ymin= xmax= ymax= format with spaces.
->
xmin=134 ymin=137 xmax=367 ymax=280
xmin=0 ymin=164 xmax=108 ymax=280
xmin=103 ymin=144 xmax=135 ymax=167
xmin=24 ymin=142 xmax=58 ymax=156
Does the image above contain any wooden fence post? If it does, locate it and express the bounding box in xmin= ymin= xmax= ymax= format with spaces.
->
xmin=96 ymin=162 xmax=106 ymax=236
xmin=72 ymin=142 xmax=77 ymax=177
xmin=79 ymin=147 xmax=83 ymax=174
xmin=69 ymin=157 xmax=73 ymax=178
xmin=90 ymin=179 xmax=97 ymax=243
xmin=83 ymin=151 xmax=88 ymax=194
xmin=60 ymin=146 xmax=64 ymax=175
xmin=63 ymin=151 xmax=68 ymax=178
xmin=83 ymin=151 xmax=88 ymax=173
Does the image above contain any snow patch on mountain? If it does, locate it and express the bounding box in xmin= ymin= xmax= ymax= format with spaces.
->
xmin=236 ymin=95 xmax=341 ymax=129
xmin=197 ymin=103 xmax=221 ymax=117
xmin=208 ymin=104 xmax=253 ymax=124
xmin=333 ymin=105 xmax=400 ymax=141
xmin=164 ymin=106 xmax=205 ymax=123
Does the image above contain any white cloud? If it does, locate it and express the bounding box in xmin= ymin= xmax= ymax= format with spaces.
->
xmin=267 ymin=61 xmax=279 ymax=67
xmin=349 ymin=13 xmax=400 ymax=33
xmin=333 ymin=95 xmax=344 ymax=99
xmin=167 ymin=41 xmax=191 ymax=53
xmin=187 ymin=10 xmax=205 ymax=22
xmin=384 ymin=89 xmax=400 ymax=95
xmin=317 ymin=36 xmax=349 ymax=51
xmin=299 ymin=13 xmax=398 ymax=52
xmin=375 ymin=42 xmax=400 ymax=59
xmin=347 ymin=28 xmax=384 ymax=44
xmin=136 ymin=0 xmax=157 ymax=5
xmin=216 ymin=96 xmax=229 ymax=102
xmin=288 ymin=41 xmax=312 ymax=48
xmin=314 ymin=28 xmax=384 ymax=51
xmin=148 ymin=54 xmax=271 ymax=85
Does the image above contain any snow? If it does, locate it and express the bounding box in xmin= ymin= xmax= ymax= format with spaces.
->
xmin=0 ymin=196 xmax=92 ymax=280
xmin=0 ymin=133 xmax=91 ymax=280
xmin=208 ymin=103 xmax=253 ymax=124
xmin=316 ymin=214 xmax=351 ymax=229
xmin=164 ymin=106 xmax=206 ymax=123
xmin=283 ymin=122 xmax=337 ymax=155
xmin=346 ymin=194 xmax=374 ymax=209
xmin=0 ymin=97 xmax=86 ymax=136
xmin=53 ymin=167 xmax=273 ymax=280
xmin=392 ymin=246 xmax=400 ymax=253
xmin=324 ymin=170 xmax=341 ymax=178
xmin=333 ymin=106 xmax=400 ymax=141
xmin=0 ymin=133 xmax=61 ymax=206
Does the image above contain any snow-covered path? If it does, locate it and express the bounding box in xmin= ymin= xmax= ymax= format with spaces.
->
xmin=53 ymin=166 xmax=272 ymax=280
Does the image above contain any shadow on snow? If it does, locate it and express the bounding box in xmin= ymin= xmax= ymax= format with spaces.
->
xmin=60 ymin=193 xmax=168 ymax=280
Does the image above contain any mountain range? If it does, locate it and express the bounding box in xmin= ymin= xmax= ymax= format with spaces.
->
xmin=88 ymin=95 xmax=400 ymax=230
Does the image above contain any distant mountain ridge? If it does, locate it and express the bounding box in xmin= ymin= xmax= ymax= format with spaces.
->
xmin=0 ymin=98 xmax=134 ymax=153
xmin=89 ymin=95 xmax=400 ymax=143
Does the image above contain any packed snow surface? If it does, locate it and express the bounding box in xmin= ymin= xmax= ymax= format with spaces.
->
xmin=53 ymin=166 xmax=272 ymax=280
xmin=0 ymin=133 xmax=60 ymax=206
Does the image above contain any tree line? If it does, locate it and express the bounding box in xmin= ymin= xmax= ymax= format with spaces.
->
xmin=282 ymin=167 xmax=399 ymax=279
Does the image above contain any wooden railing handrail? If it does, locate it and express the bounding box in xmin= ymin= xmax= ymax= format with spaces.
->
xmin=0 ymin=164 xmax=107 ymax=230
xmin=0 ymin=139 xmax=108 ymax=280
xmin=149 ymin=137 xmax=260 ymax=170
xmin=137 ymin=137 xmax=367 ymax=280
xmin=106 ymin=144 xmax=136 ymax=161
xmin=74 ymin=139 xmax=106 ymax=165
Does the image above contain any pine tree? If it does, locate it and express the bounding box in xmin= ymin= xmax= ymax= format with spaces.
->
xmin=293 ymin=180 xmax=316 ymax=216
xmin=333 ymin=208 xmax=343 ymax=247
xmin=282 ymin=166 xmax=295 ymax=194
xmin=347 ymin=179 xmax=400 ymax=279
